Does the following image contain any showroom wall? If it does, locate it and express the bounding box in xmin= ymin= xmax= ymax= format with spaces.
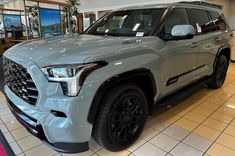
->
xmin=2 ymin=0 xmax=235 ymax=29
xmin=228 ymin=0 xmax=235 ymax=30
xmin=78 ymin=0 xmax=201 ymax=12
xmin=77 ymin=0 xmax=235 ymax=29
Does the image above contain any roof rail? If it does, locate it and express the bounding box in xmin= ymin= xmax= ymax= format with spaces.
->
xmin=179 ymin=1 xmax=223 ymax=9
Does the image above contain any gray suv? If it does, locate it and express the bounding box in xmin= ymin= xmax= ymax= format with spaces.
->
xmin=3 ymin=2 xmax=232 ymax=153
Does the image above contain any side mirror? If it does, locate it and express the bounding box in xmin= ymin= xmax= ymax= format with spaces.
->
xmin=170 ymin=25 xmax=195 ymax=40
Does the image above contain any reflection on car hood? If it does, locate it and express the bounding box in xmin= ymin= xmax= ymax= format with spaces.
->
xmin=4 ymin=34 xmax=139 ymax=67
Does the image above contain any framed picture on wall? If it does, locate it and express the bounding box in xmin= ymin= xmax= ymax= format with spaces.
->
xmin=3 ymin=14 xmax=22 ymax=31
xmin=39 ymin=8 xmax=61 ymax=36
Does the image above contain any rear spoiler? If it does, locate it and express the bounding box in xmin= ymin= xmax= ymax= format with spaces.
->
xmin=179 ymin=1 xmax=223 ymax=10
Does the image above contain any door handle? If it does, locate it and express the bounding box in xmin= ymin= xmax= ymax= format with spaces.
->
xmin=189 ymin=42 xmax=199 ymax=48
xmin=215 ymin=37 xmax=223 ymax=42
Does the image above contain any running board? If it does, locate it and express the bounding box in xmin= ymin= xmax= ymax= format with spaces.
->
xmin=154 ymin=77 xmax=211 ymax=108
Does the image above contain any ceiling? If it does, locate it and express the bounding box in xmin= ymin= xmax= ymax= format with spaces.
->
xmin=0 ymin=0 xmax=16 ymax=5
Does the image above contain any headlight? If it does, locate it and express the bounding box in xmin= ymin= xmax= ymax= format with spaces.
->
xmin=41 ymin=62 xmax=106 ymax=96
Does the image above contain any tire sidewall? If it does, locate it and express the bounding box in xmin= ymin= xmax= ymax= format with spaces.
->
xmin=96 ymin=84 xmax=148 ymax=151
xmin=214 ymin=55 xmax=228 ymax=87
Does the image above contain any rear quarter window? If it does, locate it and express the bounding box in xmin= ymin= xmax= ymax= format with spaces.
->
xmin=209 ymin=11 xmax=227 ymax=31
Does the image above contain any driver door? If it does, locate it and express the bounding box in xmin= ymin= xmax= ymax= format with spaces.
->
xmin=158 ymin=8 xmax=199 ymax=97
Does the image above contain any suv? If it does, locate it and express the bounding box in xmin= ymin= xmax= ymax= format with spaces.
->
xmin=3 ymin=2 xmax=232 ymax=153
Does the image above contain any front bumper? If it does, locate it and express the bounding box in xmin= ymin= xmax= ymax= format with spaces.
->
xmin=6 ymin=97 xmax=89 ymax=153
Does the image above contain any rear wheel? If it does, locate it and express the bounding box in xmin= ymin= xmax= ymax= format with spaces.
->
xmin=92 ymin=84 xmax=148 ymax=151
xmin=207 ymin=55 xmax=229 ymax=89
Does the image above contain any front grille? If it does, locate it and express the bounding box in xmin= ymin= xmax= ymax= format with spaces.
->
xmin=3 ymin=57 xmax=38 ymax=105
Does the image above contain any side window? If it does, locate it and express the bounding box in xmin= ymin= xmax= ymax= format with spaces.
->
xmin=188 ymin=9 xmax=215 ymax=35
xmin=161 ymin=8 xmax=189 ymax=36
xmin=209 ymin=11 xmax=227 ymax=31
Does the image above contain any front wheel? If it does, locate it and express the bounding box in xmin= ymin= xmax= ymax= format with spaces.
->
xmin=92 ymin=84 xmax=148 ymax=151
xmin=207 ymin=55 xmax=229 ymax=89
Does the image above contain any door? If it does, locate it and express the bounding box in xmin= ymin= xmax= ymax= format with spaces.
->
xmin=187 ymin=9 xmax=219 ymax=77
xmin=158 ymin=8 xmax=199 ymax=97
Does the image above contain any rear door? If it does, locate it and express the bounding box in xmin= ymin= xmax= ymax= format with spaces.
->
xmin=187 ymin=8 xmax=218 ymax=76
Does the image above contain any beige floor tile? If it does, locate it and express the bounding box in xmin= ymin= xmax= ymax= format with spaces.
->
xmin=97 ymin=148 xmax=130 ymax=156
xmin=202 ymin=118 xmax=228 ymax=132
xmin=147 ymin=118 xmax=171 ymax=131
xmin=140 ymin=125 xmax=159 ymax=141
xmin=3 ymin=132 xmax=15 ymax=143
xmin=158 ymin=112 xmax=181 ymax=124
xmin=224 ymin=124 xmax=235 ymax=137
xmin=6 ymin=120 xmax=22 ymax=131
xmin=1 ymin=113 xmax=15 ymax=123
xmin=192 ymin=106 xmax=214 ymax=116
xmin=10 ymin=141 xmax=22 ymax=155
xmin=210 ymin=112 xmax=234 ymax=124
xmin=207 ymin=143 xmax=235 ymax=156
xmin=216 ymin=133 xmax=235 ymax=150
xmin=0 ymin=107 xmax=11 ymax=116
xmin=89 ymin=139 xmax=102 ymax=152
xmin=62 ymin=149 xmax=94 ymax=156
xmin=193 ymin=125 xmax=221 ymax=141
xmin=211 ymin=93 xmax=231 ymax=102
xmin=174 ymin=118 xmax=199 ymax=131
xmin=168 ymin=108 xmax=189 ymax=117
xmin=128 ymin=138 xmax=146 ymax=152
xmin=199 ymin=102 xmax=221 ymax=111
xmin=184 ymin=112 xmax=207 ymax=123
xmin=11 ymin=127 xmax=30 ymax=140
xmin=185 ymin=103 xmax=200 ymax=111
xmin=217 ymin=105 xmax=235 ymax=117
xmin=133 ymin=142 xmax=166 ymax=156
xmin=24 ymin=144 xmax=57 ymax=156
xmin=17 ymin=135 xmax=41 ymax=151
xmin=0 ymin=124 xmax=8 ymax=133
xmin=205 ymin=97 xmax=225 ymax=105
xmin=230 ymin=119 xmax=235 ymax=126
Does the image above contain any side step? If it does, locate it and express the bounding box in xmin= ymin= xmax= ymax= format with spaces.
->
xmin=154 ymin=77 xmax=211 ymax=108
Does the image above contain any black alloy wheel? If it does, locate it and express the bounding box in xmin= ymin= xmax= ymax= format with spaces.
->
xmin=207 ymin=55 xmax=229 ymax=89
xmin=93 ymin=84 xmax=147 ymax=151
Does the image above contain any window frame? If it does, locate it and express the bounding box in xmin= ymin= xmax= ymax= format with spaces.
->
xmin=157 ymin=7 xmax=191 ymax=39
xmin=208 ymin=10 xmax=228 ymax=32
xmin=186 ymin=8 xmax=217 ymax=36
xmin=84 ymin=8 xmax=167 ymax=37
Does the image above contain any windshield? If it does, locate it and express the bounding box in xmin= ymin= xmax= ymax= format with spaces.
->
xmin=85 ymin=8 xmax=164 ymax=37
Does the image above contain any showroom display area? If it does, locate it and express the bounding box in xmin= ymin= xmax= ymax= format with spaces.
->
xmin=0 ymin=0 xmax=72 ymax=55
xmin=0 ymin=0 xmax=235 ymax=156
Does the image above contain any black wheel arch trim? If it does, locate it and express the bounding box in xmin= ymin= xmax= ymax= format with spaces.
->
xmin=87 ymin=68 xmax=157 ymax=124
xmin=213 ymin=44 xmax=231 ymax=69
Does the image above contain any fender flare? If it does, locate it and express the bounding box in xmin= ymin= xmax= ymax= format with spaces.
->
xmin=213 ymin=44 xmax=231 ymax=69
xmin=87 ymin=68 xmax=157 ymax=124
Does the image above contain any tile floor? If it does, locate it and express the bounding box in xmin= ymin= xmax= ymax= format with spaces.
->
xmin=0 ymin=63 xmax=235 ymax=156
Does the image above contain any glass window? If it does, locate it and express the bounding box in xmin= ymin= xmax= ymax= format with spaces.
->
xmin=85 ymin=9 xmax=164 ymax=37
xmin=161 ymin=8 xmax=189 ymax=36
xmin=209 ymin=11 xmax=227 ymax=31
xmin=188 ymin=9 xmax=215 ymax=34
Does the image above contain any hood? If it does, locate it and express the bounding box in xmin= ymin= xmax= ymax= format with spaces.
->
xmin=5 ymin=34 xmax=139 ymax=67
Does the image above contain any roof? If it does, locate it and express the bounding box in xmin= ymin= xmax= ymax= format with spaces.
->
xmin=117 ymin=1 xmax=222 ymax=13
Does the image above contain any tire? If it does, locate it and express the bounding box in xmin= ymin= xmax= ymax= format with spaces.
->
xmin=92 ymin=84 xmax=148 ymax=151
xmin=207 ymin=55 xmax=229 ymax=89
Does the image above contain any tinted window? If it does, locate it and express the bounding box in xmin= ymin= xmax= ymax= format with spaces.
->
xmin=161 ymin=8 xmax=189 ymax=36
xmin=86 ymin=9 xmax=164 ymax=37
xmin=209 ymin=11 xmax=227 ymax=31
xmin=188 ymin=9 xmax=215 ymax=34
